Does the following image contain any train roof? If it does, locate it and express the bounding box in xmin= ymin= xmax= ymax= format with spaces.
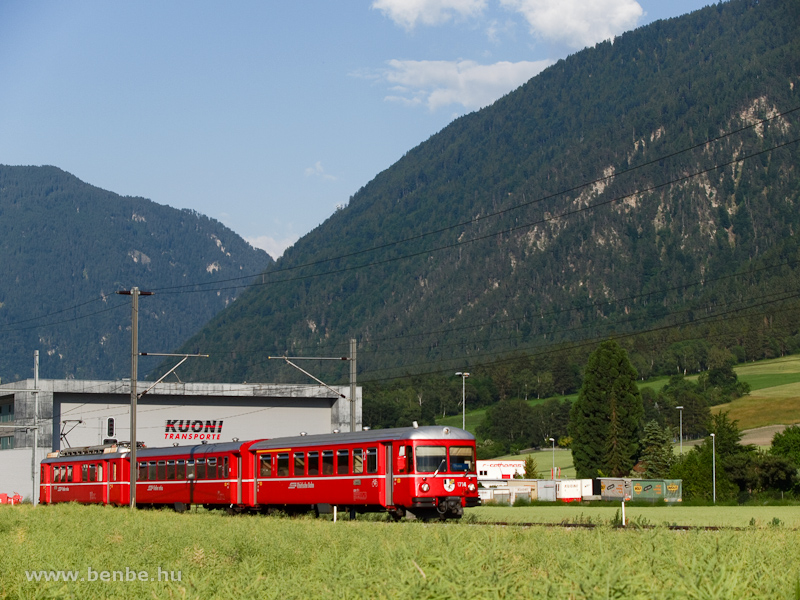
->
xmin=250 ymin=425 xmax=473 ymax=451
xmin=40 ymin=426 xmax=474 ymax=463
xmin=42 ymin=440 xmax=249 ymax=463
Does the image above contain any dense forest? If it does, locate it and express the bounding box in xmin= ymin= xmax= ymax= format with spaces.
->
xmin=0 ymin=166 xmax=272 ymax=381
xmin=169 ymin=0 xmax=800 ymax=408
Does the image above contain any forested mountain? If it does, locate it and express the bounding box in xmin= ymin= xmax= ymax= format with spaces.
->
xmin=174 ymin=0 xmax=800 ymax=407
xmin=0 ymin=166 xmax=272 ymax=381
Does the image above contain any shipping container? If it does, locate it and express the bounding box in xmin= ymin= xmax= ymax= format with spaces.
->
xmin=631 ymin=479 xmax=665 ymax=502
xmin=537 ymin=480 xmax=556 ymax=502
xmin=600 ymin=478 xmax=632 ymax=501
xmin=663 ymin=479 xmax=683 ymax=502
xmin=556 ymin=479 xmax=582 ymax=502
xmin=580 ymin=479 xmax=594 ymax=499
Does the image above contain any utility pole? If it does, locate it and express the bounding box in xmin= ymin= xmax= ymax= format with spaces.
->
xmin=117 ymin=287 xmax=152 ymax=508
xmin=31 ymin=350 xmax=39 ymax=506
xmin=0 ymin=352 xmax=42 ymax=504
xmin=350 ymin=339 xmax=357 ymax=434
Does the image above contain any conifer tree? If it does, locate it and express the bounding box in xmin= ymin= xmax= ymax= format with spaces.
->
xmin=570 ymin=340 xmax=644 ymax=478
xmin=640 ymin=420 xmax=675 ymax=478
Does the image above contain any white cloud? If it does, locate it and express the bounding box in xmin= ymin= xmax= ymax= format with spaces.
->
xmin=372 ymin=0 xmax=487 ymax=30
xmin=499 ymin=0 xmax=643 ymax=49
xmin=304 ymin=161 xmax=337 ymax=181
xmin=383 ymin=59 xmax=551 ymax=111
xmin=246 ymin=234 xmax=299 ymax=260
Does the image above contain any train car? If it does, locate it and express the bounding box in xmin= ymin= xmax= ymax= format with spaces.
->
xmin=245 ymin=425 xmax=480 ymax=519
xmin=39 ymin=425 xmax=480 ymax=519
xmin=40 ymin=440 xmax=259 ymax=510
xmin=40 ymin=443 xmax=131 ymax=506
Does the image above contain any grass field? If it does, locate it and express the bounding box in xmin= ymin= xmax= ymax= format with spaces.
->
xmin=470 ymin=504 xmax=800 ymax=528
xmin=3 ymin=504 xmax=800 ymax=599
xmin=439 ymin=354 xmax=800 ymax=438
xmin=715 ymin=356 xmax=800 ymax=430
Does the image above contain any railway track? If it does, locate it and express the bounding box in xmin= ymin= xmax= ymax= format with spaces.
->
xmin=466 ymin=520 xmax=737 ymax=530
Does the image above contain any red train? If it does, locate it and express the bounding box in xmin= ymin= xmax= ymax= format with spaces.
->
xmin=39 ymin=426 xmax=480 ymax=519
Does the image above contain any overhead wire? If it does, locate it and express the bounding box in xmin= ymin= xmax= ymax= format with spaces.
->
xmin=149 ymin=105 xmax=800 ymax=293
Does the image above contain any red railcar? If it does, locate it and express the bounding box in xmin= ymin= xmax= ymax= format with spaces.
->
xmin=39 ymin=426 xmax=480 ymax=519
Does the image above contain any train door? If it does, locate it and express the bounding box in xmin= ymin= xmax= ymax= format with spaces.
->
xmin=254 ymin=451 xmax=271 ymax=506
xmin=40 ymin=465 xmax=50 ymax=504
xmin=384 ymin=444 xmax=393 ymax=506
xmin=102 ymin=460 xmax=109 ymax=504
xmin=236 ymin=454 xmax=242 ymax=505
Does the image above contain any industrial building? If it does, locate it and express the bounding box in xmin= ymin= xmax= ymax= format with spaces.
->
xmin=0 ymin=378 xmax=361 ymax=502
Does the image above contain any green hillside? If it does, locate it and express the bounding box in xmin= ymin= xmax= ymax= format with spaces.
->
xmin=171 ymin=0 xmax=800 ymax=397
xmin=0 ymin=166 xmax=272 ymax=381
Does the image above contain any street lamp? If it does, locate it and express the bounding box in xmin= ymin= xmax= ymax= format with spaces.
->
xmin=455 ymin=372 xmax=470 ymax=430
xmin=676 ymin=406 xmax=684 ymax=456
xmin=549 ymin=437 xmax=556 ymax=480
xmin=710 ymin=433 xmax=716 ymax=504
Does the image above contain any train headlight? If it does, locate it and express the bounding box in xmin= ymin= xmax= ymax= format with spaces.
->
xmin=468 ymin=483 xmax=476 ymax=492
xmin=420 ymin=483 xmax=430 ymax=493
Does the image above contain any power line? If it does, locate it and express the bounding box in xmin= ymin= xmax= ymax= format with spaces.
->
xmin=154 ymin=136 xmax=800 ymax=297
xmin=3 ymin=106 xmax=796 ymax=333
xmin=148 ymin=105 xmax=800 ymax=294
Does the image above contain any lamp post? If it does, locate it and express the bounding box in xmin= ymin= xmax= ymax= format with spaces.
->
xmin=676 ymin=406 xmax=684 ymax=456
xmin=549 ymin=437 xmax=555 ymax=480
xmin=710 ymin=432 xmax=716 ymax=504
xmin=455 ymin=372 xmax=469 ymax=430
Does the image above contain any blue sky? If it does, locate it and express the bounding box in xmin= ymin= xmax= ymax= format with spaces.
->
xmin=0 ymin=0 xmax=711 ymax=258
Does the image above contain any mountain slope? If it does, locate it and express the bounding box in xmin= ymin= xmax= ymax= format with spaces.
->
xmin=0 ymin=165 xmax=272 ymax=381
xmin=174 ymin=0 xmax=800 ymax=386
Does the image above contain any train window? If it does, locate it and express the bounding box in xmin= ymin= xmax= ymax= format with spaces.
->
xmin=259 ymin=454 xmax=272 ymax=477
xmin=397 ymin=446 xmax=406 ymax=473
xmin=276 ymin=453 xmax=289 ymax=477
xmin=207 ymin=457 xmax=217 ymax=479
xmin=366 ymin=448 xmax=378 ymax=474
xmin=187 ymin=460 xmax=195 ymax=480
xmin=81 ymin=464 xmax=88 ymax=482
xmin=177 ymin=460 xmax=186 ymax=480
xmin=415 ymin=446 xmax=446 ymax=473
xmin=88 ymin=464 xmax=97 ymax=482
xmin=139 ymin=462 xmax=148 ymax=481
xmin=353 ymin=449 xmax=363 ymax=474
xmin=112 ymin=463 xmax=117 ymax=482
xmin=166 ymin=461 xmax=176 ymax=481
xmin=397 ymin=446 xmax=413 ymax=473
xmin=67 ymin=465 xmax=73 ymax=482
xmin=97 ymin=463 xmax=103 ymax=482
xmin=307 ymin=451 xmax=319 ymax=476
xmin=337 ymin=449 xmax=349 ymax=475
xmin=148 ymin=462 xmax=157 ymax=481
xmin=157 ymin=461 xmax=166 ymax=480
xmin=53 ymin=466 xmax=60 ymax=483
xmin=294 ymin=452 xmax=305 ymax=476
xmin=322 ymin=450 xmax=334 ymax=475
xmin=449 ymin=446 xmax=475 ymax=473
xmin=222 ymin=457 xmax=229 ymax=478
xmin=196 ymin=459 xmax=206 ymax=479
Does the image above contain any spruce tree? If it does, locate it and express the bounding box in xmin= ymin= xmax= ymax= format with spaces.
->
xmin=640 ymin=420 xmax=675 ymax=478
xmin=570 ymin=340 xmax=644 ymax=478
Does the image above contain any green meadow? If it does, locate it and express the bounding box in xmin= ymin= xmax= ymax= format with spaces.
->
xmin=2 ymin=503 xmax=799 ymax=599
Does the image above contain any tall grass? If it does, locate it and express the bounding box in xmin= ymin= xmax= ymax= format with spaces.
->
xmin=2 ymin=504 xmax=799 ymax=599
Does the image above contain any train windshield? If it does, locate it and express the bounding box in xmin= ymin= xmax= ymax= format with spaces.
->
xmin=415 ymin=446 xmax=446 ymax=473
xmin=449 ymin=446 xmax=475 ymax=473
